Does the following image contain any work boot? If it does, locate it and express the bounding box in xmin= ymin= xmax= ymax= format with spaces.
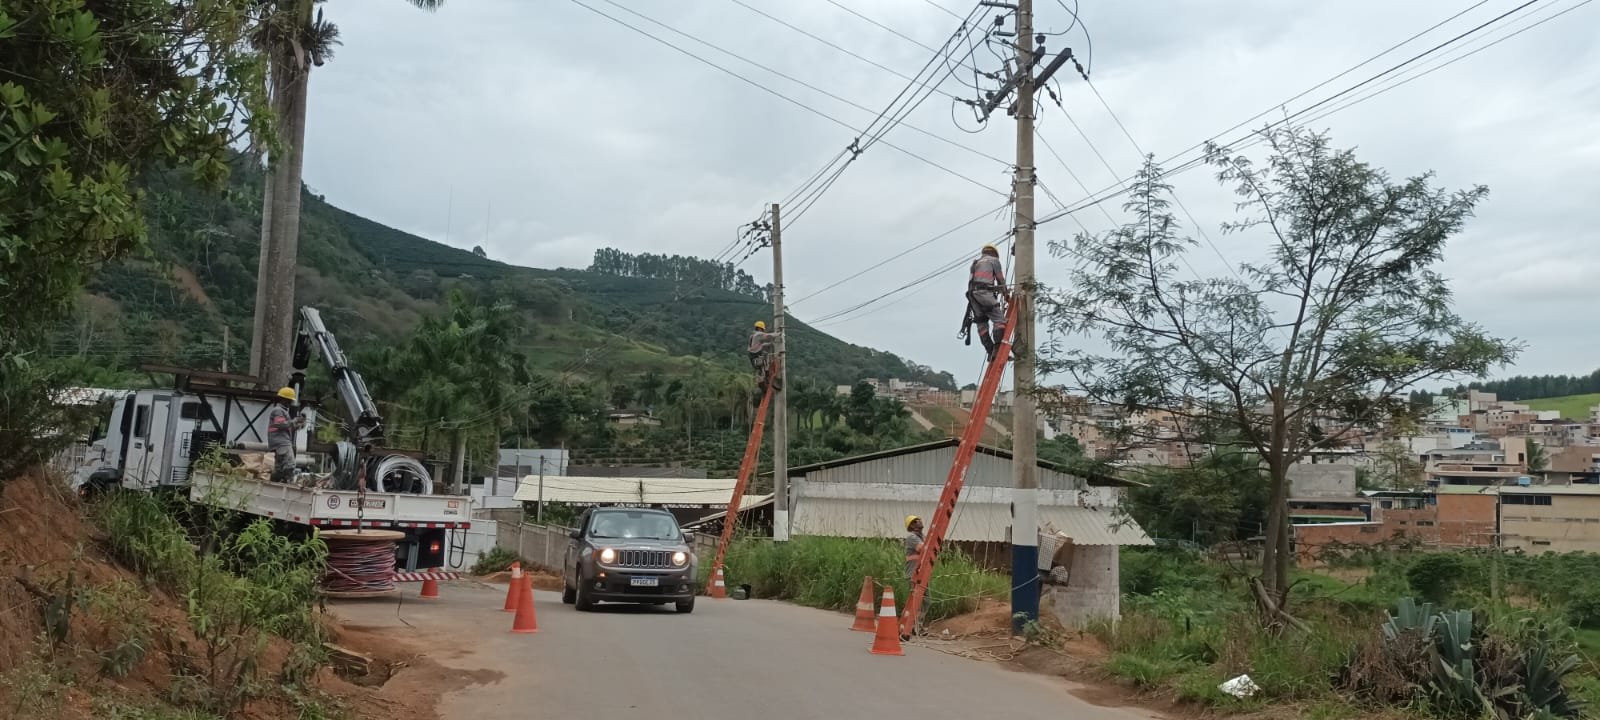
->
xmin=978 ymin=329 xmax=997 ymax=361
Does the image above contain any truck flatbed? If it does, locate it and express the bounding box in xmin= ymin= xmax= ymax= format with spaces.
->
xmin=190 ymin=471 xmax=472 ymax=530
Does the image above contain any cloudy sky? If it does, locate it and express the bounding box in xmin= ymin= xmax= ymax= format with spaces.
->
xmin=302 ymin=0 xmax=1599 ymax=385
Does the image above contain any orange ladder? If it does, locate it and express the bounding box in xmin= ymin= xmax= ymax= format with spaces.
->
xmin=709 ymin=366 xmax=778 ymax=588
xmin=901 ymin=303 xmax=1017 ymax=637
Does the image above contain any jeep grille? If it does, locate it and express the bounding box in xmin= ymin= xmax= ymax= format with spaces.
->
xmin=618 ymin=549 xmax=670 ymax=569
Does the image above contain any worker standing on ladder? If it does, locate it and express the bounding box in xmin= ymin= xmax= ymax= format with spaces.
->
xmin=966 ymin=244 xmax=1008 ymax=361
xmin=268 ymin=387 xmax=305 ymax=484
xmin=748 ymin=320 xmax=780 ymax=393
xmin=905 ymin=515 xmax=930 ymax=636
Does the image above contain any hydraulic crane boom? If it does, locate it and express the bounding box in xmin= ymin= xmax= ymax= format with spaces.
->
xmin=901 ymin=301 xmax=1018 ymax=638
xmin=291 ymin=307 xmax=385 ymax=449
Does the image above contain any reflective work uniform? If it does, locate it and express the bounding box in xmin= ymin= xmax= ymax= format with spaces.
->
xmin=267 ymin=405 xmax=297 ymax=484
xmin=968 ymin=255 xmax=1007 ymax=325
xmin=748 ymin=330 xmax=778 ymax=381
xmin=905 ymin=530 xmax=929 ymax=632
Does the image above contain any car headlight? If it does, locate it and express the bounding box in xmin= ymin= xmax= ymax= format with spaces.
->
xmin=599 ymin=548 xmax=616 ymax=564
xmin=672 ymin=551 xmax=688 ymax=567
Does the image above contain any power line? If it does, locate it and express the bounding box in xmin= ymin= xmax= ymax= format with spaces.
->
xmin=1034 ymin=0 xmax=1551 ymax=228
xmin=789 ymin=203 xmax=1011 ymax=307
xmin=567 ymin=0 xmax=1005 ymax=197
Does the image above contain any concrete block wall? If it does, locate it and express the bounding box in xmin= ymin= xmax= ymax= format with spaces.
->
xmin=496 ymin=522 xmax=574 ymax=572
xmin=1043 ymin=544 xmax=1120 ymax=629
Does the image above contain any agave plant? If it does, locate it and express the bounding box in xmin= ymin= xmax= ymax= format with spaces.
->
xmin=1521 ymin=641 xmax=1584 ymax=718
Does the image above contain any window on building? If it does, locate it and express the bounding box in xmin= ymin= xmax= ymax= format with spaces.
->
xmin=1381 ymin=501 xmax=1393 ymax=509
xmin=1532 ymin=540 xmax=1552 ymax=546
xmin=1503 ymin=495 xmax=1554 ymax=506
xmin=132 ymin=405 xmax=149 ymax=439
xmin=1416 ymin=521 xmax=1435 ymax=527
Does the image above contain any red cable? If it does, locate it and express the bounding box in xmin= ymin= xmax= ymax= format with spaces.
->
xmin=323 ymin=537 xmax=396 ymax=593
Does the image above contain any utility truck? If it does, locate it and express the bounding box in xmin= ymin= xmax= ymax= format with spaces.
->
xmin=71 ymin=307 xmax=470 ymax=571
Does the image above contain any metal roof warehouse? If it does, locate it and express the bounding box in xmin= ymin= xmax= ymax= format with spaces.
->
xmin=784 ymin=439 xmax=1152 ymax=546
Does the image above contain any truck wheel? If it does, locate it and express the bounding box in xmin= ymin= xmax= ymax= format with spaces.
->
xmin=561 ymin=583 xmax=576 ymax=605
xmin=675 ymin=596 xmax=695 ymax=614
xmin=574 ymin=582 xmax=595 ymax=612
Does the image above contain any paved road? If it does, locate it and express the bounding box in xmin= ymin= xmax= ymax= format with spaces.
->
xmin=335 ymin=583 xmax=1162 ymax=720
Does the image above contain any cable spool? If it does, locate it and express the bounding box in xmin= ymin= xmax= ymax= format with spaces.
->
xmin=320 ymin=529 xmax=403 ymax=598
xmin=369 ymin=454 xmax=432 ymax=495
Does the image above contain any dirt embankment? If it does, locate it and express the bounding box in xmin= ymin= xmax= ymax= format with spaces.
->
xmin=0 ymin=471 xmax=464 ymax=720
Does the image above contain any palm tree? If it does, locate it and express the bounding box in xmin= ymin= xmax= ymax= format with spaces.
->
xmin=250 ymin=0 xmax=444 ymax=385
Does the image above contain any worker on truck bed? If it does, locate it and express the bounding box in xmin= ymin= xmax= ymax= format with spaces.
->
xmin=748 ymin=320 xmax=780 ymax=393
xmin=904 ymin=515 xmax=929 ymax=636
xmin=268 ymin=387 xmax=305 ymax=484
xmin=967 ymin=244 xmax=1008 ymax=361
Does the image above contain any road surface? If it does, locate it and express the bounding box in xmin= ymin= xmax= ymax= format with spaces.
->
xmin=334 ymin=582 xmax=1162 ymax=720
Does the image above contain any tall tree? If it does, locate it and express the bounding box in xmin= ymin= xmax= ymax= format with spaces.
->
xmin=1042 ymin=126 xmax=1517 ymax=624
xmin=0 ymin=0 xmax=269 ymax=481
xmin=250 ymin=0 xmax=442 ymax=386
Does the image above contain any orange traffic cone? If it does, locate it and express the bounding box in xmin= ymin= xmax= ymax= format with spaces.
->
xmin=502 ymin=562 xmax=524 ymax=613
xmin=419 ymin=575 xmax=441 ymax=600
xmin=709 ymin=566 xmax=727 ymax=599
xmin=869 ymin=586 xmax=904 ymax=656
xmin=511 ymin=574 xmax=539 ymax=634
xmin=850 ymin=576 xmax=877 ymax=632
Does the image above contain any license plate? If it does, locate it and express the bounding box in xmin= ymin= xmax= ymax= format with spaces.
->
xmin=629 ymin=576 xmax=659 ymax=588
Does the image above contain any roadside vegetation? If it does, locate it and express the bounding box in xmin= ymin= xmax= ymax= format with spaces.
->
xmin=1090 ymin=546 xmax=1600 ymax=718
xmin=718 ymin=536 xmax=1007 ymax=622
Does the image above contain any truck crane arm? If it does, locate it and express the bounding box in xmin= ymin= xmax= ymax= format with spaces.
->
xmin=291 ymin=307 xmax=385 ymax=449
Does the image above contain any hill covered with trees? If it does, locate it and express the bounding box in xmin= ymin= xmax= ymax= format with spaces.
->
xmin=55 ymin=160 xmax=957 ymax=393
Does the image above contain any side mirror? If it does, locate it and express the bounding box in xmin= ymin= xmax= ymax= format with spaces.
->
xmin=569 ymin=529 xmax=583 ymax=539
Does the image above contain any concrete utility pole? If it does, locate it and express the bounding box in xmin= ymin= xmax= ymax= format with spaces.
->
xmin=770 ymin=203 xmax=790 ymax=542
xmin=1009 ymin=0 xmax=1041 ymax=632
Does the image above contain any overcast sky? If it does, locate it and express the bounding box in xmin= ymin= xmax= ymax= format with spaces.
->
xmin=302 ymin=0 xmax=1599 ymax=386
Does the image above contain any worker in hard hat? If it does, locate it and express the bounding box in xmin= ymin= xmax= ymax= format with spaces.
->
xmin=747 ymin=320 xmax=780 ymax=393
xmin=904 ymin=515 xmax=929 ymax=635
xmin=966 ymin=244 xmax=1008 ymax=361
xmin=267 ymin=387 xmax=305 ymax=484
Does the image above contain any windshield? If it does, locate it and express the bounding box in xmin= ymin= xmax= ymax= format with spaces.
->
xmin=587 ymin=511 xmax=681 ymax=541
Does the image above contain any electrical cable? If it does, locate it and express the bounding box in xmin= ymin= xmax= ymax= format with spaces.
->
xmin=1033 ymin=0 xmax=1550 ymax=229
xmin=789 ymin=203 xmax=1009 ymax=307
xmin=322 ymin=534 xmax=399 ymax=594
xmin=567 ymin=0 xmax=1005 ymax=196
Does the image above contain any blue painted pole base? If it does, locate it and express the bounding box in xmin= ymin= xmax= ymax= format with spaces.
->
xmin=1010 ymin=544 xmax=1040 ymax=634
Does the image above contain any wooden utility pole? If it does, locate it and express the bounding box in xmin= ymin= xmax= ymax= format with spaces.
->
xmin=1008 ymin=0 xmax=1041 ymax=632
xmin=770 ymin=203 xmax=790 ymax=542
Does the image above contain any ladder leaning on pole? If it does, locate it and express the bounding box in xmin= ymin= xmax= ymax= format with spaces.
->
xmin=901 ymin=302 xmax=1017 ymax=638
xmin=708 ymin=362 xmax=778 ymax=590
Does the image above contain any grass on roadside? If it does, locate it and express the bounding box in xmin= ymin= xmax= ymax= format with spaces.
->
xmin=716 ymin=535 xmax=1007 ymax=621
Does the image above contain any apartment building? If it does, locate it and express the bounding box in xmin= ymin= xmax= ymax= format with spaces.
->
xmin=1499 ymin=485 xmax=1600 ymax=554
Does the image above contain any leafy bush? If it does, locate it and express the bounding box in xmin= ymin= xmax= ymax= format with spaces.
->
xmin=719 ymin=536 xmax=1006 ymax=621
xmin=94 ymin=491 xmax=327 ymax=714
xmin=1405 ymin=553 xmax=1476 ymax=605
xmin=472 ymin=546 xmax=522 ymax=575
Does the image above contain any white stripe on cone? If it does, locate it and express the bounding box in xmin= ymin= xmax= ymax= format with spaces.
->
xmin=878 ymin=591 xmax=897 ymax=617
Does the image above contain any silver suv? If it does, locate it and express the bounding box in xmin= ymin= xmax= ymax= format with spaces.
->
xmin=562 ymin=507 xmax=698 ymax=613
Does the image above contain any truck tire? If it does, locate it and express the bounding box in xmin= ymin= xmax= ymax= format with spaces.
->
xmin=675 ymin=596 xmax=695 ymax=614
xmin=574 ymin=582 xmax=595 ymax=612
xmin=561 ymin=583 xmax=576 ymax=605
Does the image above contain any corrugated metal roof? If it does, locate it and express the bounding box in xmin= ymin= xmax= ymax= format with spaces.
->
xmin=781 ymin=438 xmax=1142 ymax=487
xmin=791 ymin=482 xmax=1151 ymax=545
xmin=512 ymin=476 xmax=737 ymax=505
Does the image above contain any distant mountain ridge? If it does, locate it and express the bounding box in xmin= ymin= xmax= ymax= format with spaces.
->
xmin=65 ymin=163 xmax=957 ymax=391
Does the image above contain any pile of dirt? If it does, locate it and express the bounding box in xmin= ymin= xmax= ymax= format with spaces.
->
xmin=0 ymin=471 xmax=455 ymax=720
xmin=928 ymin=598 xmax=1014 ymax=638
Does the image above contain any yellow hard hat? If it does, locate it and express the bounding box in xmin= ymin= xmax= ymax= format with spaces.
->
xmin=754 ymin=320 xmax=766 ymax=331
xmin=906 ymin=515 xmax=921 ymax=530
xmin=276 ymin=387 xmax=297 ymax=402
xmin=981 ymin=244 xmax=998 ymax=255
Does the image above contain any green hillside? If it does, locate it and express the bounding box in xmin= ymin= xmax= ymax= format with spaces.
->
xmin=59 ymin=161 xmax=956 ymax=392
xmin=1523 ymin=394 xmax=1600 ymax=421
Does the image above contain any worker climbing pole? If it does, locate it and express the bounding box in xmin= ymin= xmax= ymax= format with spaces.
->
xmin=709 ymin=360 xmax=779 ymax=593
xmin=900 ymin=302 xmax=1017 ymax=638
